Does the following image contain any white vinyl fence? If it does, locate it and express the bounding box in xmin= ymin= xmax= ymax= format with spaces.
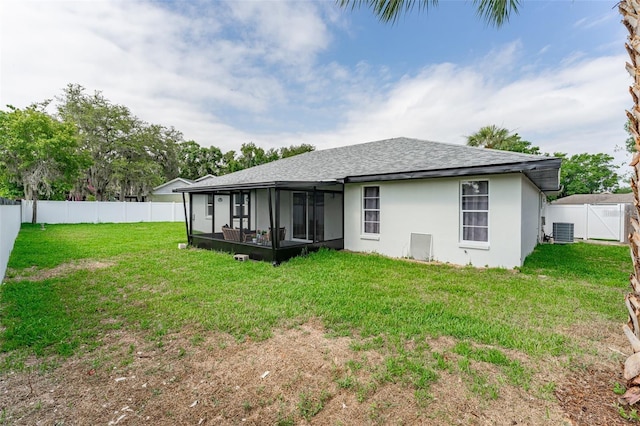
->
xmin=21 ymin=200 xmax=187 ymax=224
xmin=1 ymin=200 xmax=22 ymax=280
xmin=543 ymin=203 xmax=629 ymax=243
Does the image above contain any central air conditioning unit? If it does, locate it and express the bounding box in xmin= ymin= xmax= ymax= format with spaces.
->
xmin=552 ymin=222 xmax=574 ymax=244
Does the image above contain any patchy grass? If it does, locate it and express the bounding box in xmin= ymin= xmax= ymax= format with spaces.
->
xmin=0 ymin=224 xmax=630 ymax=362
xmin=0 ymin=223 xmax=633 ymax=424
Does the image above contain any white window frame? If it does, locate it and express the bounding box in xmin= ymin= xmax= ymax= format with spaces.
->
xmin=460 ymin=180 xmax=489 ymax=246
xmin=206 ymin=194 xmax=213 ymax=218
xmin=362 ymin=186 xmax=380 ymax=236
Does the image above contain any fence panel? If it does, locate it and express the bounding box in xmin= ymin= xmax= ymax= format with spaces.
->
xmin=586 ymin=204 xmax=624 ymax=241
xmin=20 ymin=200 xmax=186 ymax=224
xmin=0 ymin=200 xmax=22 ymax=280
xmin=543 ymin=203 xmax=625 ymax=242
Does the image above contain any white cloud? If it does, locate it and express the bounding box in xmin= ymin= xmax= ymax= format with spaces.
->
xmin=0 ymin=0 xmax=632 ymax=173
xmin=251 ymin=47 xmax=630 ymax=170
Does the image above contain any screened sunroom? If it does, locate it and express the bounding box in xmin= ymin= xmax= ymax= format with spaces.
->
xmin=179 ymin=182 xmax=344 ymax=263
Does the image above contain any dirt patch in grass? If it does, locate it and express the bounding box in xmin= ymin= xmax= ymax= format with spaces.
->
xmin=556 ymin=363 xmax=630 ymax=426
xmin=2 ymin=319 xmax=632 ymax=425
xmin=4 ymin=260 xmax=115 ymax=282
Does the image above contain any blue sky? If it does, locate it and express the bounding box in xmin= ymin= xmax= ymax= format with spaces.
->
xmin=0 ymin=0 xmax=630 ymax=169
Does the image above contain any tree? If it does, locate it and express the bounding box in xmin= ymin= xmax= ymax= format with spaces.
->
xmin=466 ymin=125 xmax=540 ymax=154
xmin=236 ymin=142 xmax=279 ymax=169
xmin=0 ymin=104 xmax=90 ymax=222
xmin=57 ymin=84 xmax=136 ymax=200
xmin=280 ymin=143 xmax=315 ymax=158
xmin=57 ymin=84 xmax=181 ymax=201
xmin=554 ymin=152 xmax=620 ymax=197
xmin=177 ymin=141 xmax=223 ymax=180
xmin=340 ymin=0 xmax=640 ymax=404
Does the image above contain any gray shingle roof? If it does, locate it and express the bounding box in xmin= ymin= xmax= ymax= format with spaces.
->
xmin=552 ymin=193 xmax=633 ymax=204
xmin=177 ymin=137 xmax=561 ymax=193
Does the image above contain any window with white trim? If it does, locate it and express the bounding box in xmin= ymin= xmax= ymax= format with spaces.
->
xmin=460 ymin=181 xmax=489 ymax=243
xmin=206 ymin=194 xmax=213 ymax=217
xmin=363 ymin=186 xmax=380 ymax=234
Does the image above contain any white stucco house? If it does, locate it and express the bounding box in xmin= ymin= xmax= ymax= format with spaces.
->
xmin=149 ymin=178 xmax=194 ymax=202
xmin=174 ymin=137 xmax=561 ymax=268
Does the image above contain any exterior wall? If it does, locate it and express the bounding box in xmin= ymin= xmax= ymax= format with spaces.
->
xmin=192 ymin=193 xmax=230 ymax=234
xmin=344 ymin=174 xmax=530 ymax=268
xmin=324 ymin=192 xmax=343 ymax=240
xmin=148 ymin=193 xmax=184 ymax=203
xmin=278 ymin=191 xmax=292 ymax=233
xmin=520 ymin=176 xmax=543 ymax=264
xmin=191 ymin=189 xmax=342 ymax=242
xmin=152 ymin=179 xmax=192 ymax=195
xmin=255 ymin=190 xmax=271 ymax=232
xmin=0 ymin=204 xmax=21 ymax=281
xmin=191 ymin=194 xmax=209 ymax=233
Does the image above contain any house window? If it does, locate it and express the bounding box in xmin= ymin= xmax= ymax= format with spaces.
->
xmin=363 ymin=186 xmax=380 ymax=234
xmin=206 ymin=194 xmax=213 ymax=217
xmin=233 ymin=193 xmax=249 ymax=218
xmin=461 ymin=181 xmax=489 ymax=243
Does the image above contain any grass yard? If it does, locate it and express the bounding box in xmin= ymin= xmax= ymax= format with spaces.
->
xmin=0 ymin=223 xmax=634 ymax=424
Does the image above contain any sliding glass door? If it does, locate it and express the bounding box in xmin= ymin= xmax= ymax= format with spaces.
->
xmin=292 ymin=192 xmax=324 ymax=241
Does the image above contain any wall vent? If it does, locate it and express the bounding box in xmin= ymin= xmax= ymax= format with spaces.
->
xmin=410 ymin=233 xmax=433 ymax=261
xmin=552 ymin=222 xmax=574 ymax=244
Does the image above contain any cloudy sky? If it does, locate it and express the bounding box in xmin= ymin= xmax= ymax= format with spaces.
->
xmin=0 ymin=1 xmax=630 ymax=167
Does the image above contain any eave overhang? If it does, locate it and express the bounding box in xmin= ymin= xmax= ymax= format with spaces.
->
xmin=174 ymin=158 xmax=562 ymax=195
xmin=343 ymin=158 xmax=562 ymax=193
xmin=173 ymin=180 xmax=340 ymax=193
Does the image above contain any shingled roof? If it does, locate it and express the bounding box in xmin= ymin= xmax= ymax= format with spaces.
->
xmin=176 ymin=137 xmax=561 ymax=193
xmin=552 ymin=193 xmax=633 ymax=205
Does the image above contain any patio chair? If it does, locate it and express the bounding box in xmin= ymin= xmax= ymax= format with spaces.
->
xmin=267 ymin=227 xmax=286 ymax=242
xmin=221 ymin=226 xmax=241 ymax=242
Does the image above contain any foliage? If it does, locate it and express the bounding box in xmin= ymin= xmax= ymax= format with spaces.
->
xmin=338 ymin=0 xmax=520 ymax=27
xmin=625 ymin=120 xmax=635 ymax=154
xmin=3 ymin=84 xmax=317 ymax=201
xmin=554 ymin=152 xmax=620 ymax=197
xmin=0 ymin=179 xmax=23 ymax=200
xmin=237 ymin=142 xmax=280 ymax=170
xmin=280 ymin=143 xmax=315 ymax=159
xmin=218 ymin=143 xmax=315 ymax=175
xmin=0 ymin=104 xmax=90 ymax=222
xmin=177 ymin=140 xmax=223 ymax=180
xmin=466 ymin=125 xmax=540 ymax=155
xmin=57 ymin=84 xmax=181 ymax=201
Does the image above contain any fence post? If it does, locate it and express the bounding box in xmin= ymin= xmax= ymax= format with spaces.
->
xmin=584 ymin=204 xmax=589 ymax=240
xmin=621 ymin=203 xmax=626 ymax=243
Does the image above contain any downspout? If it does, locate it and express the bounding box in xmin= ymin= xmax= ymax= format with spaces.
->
xmin=312 ymin=187 xmax=317 ymax=243
xmin=341 ymin=183 xmax=345 ymax=244
xmin=268 ymin=187 xmax=277 ymax=265
xmin=182 ymin=192 xmax=191 ymax=245
xmin=211 ymin=192 xmax=216 ymax=238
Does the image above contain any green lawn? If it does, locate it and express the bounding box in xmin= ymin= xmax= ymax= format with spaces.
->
xmin=0 ymin=222 xmax=630 ymax=364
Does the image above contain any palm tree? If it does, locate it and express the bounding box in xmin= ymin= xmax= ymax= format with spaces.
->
xmin=339 ymin=0 xmax=640 ymax=405
xmin=466 ymin=125 xmax=513 ymax=149
xmin=466 ymin=124 xmax=540 ymax=154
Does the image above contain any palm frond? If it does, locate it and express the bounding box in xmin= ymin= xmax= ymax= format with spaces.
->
xmin=472 ymin=0 xmax=520 ymax=27
xmin=337 ymin=0 xmax=438 ymax=24
xmin=338 ymin=0 xmax=520 ymax=27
